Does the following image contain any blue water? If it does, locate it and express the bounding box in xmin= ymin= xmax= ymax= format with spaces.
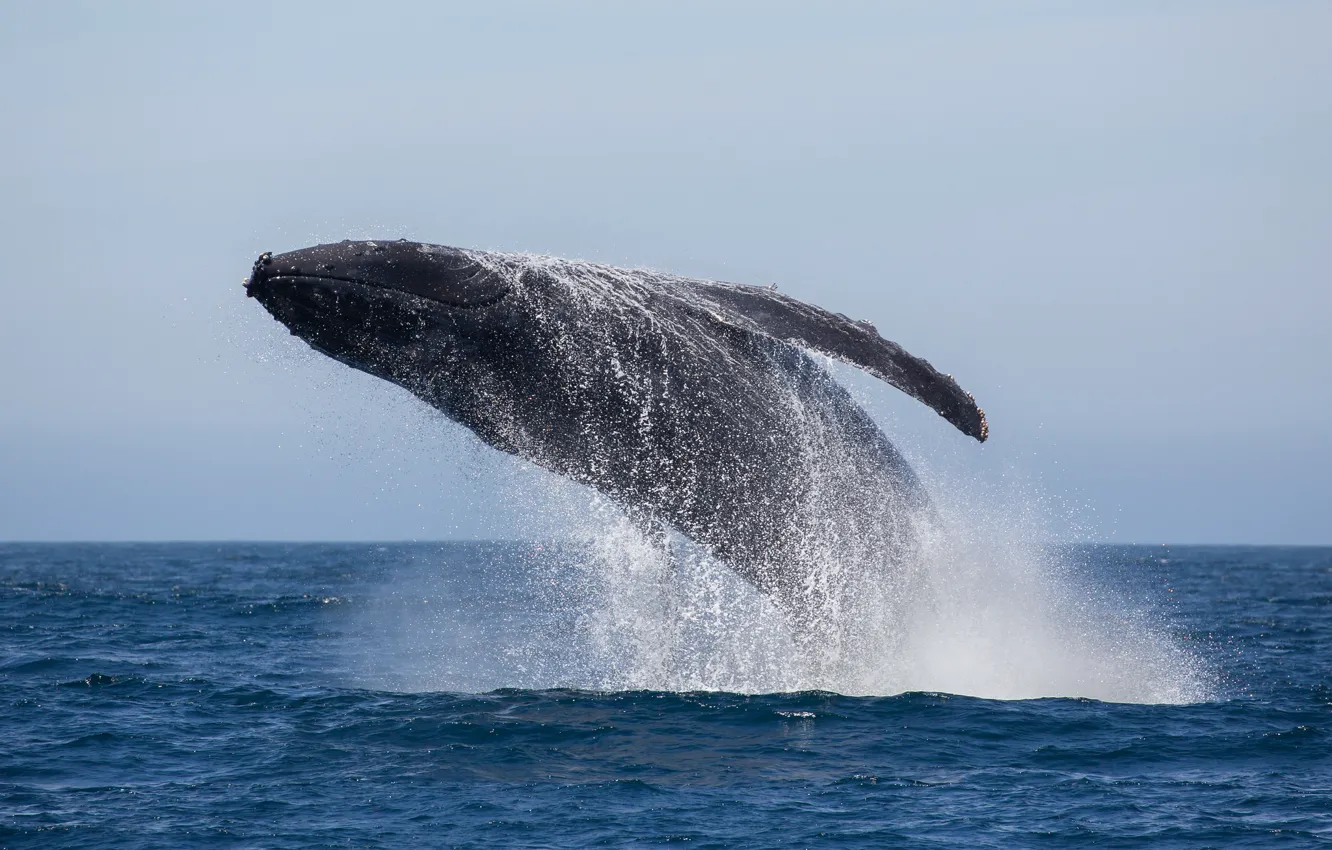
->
xmin=2 ymin=542 xmax=1329 ymax=847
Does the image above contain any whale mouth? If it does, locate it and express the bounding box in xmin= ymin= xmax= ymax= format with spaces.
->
xmin=244 ymin=242 xmax=511 ymax=309
xmin=245 ymin=266 xmax=470 ymax=377
xmin=247 ymin=272 xmax=512 ymax=311
xmin=246 ymin=270 xmax=510 ymax=312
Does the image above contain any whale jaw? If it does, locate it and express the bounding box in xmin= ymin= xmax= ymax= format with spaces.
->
xmin=246 ymin=240 xmax=510 ymax=308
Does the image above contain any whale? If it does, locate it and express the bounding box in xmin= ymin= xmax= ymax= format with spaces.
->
xmin=245 ymin=239 xmax=986 ymax=628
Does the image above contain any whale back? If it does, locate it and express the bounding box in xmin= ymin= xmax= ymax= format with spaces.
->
xmin=423 ymin=253 xmax=931 ymax=617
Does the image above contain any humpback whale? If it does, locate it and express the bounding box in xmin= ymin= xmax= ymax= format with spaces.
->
xmin=245 ymin=240 xmax=986 ymax=628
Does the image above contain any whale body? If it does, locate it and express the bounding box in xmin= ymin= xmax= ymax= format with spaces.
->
xmin=245 ymin=240 xmax=986 ymax=625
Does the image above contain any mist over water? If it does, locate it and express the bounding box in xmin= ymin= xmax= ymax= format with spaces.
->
xmin=348 ymin=400 xmax=1209 ymax=705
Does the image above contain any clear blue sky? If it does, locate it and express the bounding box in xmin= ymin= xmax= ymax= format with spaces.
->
xmin=1 ymin=1 xmax=1327 ymax=543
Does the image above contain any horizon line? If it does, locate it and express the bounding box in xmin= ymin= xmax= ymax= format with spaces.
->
xmin=1 ymin=538 xmax=1329 ymax=549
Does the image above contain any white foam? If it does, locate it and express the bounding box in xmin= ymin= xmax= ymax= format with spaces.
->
xmin=351 ymin=456 xmax=1209 ymax=704
xmin=534 ymin=473 xmax=1208 ymax=703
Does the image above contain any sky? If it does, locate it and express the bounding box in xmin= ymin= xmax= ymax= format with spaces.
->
xmin=0 ymin=1 xmax=1327 ymax=544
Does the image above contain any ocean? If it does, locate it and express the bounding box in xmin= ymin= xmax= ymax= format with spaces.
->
xmin=2 ymin=541 xmax=1329 ymax=847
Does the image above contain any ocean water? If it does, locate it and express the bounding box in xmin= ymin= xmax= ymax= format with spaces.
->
xmin=2 ymin=541 xmax=1329 ymax=847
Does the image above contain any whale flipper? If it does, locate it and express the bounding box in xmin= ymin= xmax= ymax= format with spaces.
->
xmin=697 ymin=283 xmax=988 ymax=442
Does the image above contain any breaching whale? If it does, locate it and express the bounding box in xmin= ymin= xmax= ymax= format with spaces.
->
xmin=245 ymin=240 xmax=986 ymax=627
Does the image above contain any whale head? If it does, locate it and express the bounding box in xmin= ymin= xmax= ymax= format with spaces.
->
xmin=245 ymin=239 xmax=512 ymax=391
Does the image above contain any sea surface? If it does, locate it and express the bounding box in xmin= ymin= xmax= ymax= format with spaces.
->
xmin=1 ymin=542 xmax=1329 ymax=848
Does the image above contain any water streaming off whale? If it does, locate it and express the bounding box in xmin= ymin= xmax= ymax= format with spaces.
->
xmin=347 ymin=448 xmax=1208 ymax=703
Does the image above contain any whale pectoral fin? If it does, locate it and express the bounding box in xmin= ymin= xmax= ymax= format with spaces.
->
xmin=700 ymin=284 xmax=988 ymax=442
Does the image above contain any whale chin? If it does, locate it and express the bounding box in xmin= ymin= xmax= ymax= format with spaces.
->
xmin=246 ymin=270 xmax=441 ymax=371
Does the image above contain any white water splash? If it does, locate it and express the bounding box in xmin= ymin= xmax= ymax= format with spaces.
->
xmin=539 ymin=476 xmax=1207 ymax=703
xmin=351 ymin=449 xmax=1209 ymax=704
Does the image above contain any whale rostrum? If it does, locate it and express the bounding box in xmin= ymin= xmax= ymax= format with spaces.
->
xmin=246 ymin=239 xmax=986 ymax=625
